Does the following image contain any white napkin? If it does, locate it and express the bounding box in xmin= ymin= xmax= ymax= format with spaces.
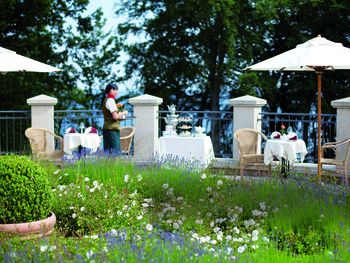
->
xmin=65 ymin=127 xmax=76 ymax=134
xmin=286 ymin=132 xmax=298 ymax=141
xmin=270 ymin=131 xmax=281 ymax=139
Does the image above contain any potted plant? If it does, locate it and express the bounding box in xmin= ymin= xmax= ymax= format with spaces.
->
xmin=0 ymin=155 xmax=55 ymax=239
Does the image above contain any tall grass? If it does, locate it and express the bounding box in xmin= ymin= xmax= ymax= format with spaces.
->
xmin=2 ymin=156 xmax=350 ymax=262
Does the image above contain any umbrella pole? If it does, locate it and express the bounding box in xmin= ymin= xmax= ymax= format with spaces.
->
xmin=316 ymin=71 xmax=323 ymax=181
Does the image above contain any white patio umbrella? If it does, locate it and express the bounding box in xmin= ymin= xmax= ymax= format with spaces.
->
xmin=0 ymin=46 xmax=60 ymax=72
xmin=245 ymin=35 xmax=350 ymax=179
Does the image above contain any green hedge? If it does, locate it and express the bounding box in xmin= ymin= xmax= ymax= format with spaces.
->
xmin=0 ymin=155 xmax=53 ymax=223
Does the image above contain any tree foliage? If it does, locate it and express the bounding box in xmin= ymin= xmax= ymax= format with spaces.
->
xmin=117 ymin=0 xmax=244 ymax=111
xmin=116 ymin=0 xmax=350 ymax=113
xmin=0 ymin=0 xmax=122 ymax=110
xmin=239 ymin=0 xmax=350 ymax=113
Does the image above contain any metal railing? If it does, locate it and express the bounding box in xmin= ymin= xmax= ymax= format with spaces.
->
xmin=0 ymin=109 xmax=337 ymax=163
xmin=260 ymin=112 xmax=337 ymax=163
xmin=0 ymin=110 xmax=31 ymax=154
xmin=54 ymin=110 xmax=134 ymax=136
xmin=159 ymin=110 xmax=233 ymax=158
xmin=0 ymin=110 xmax=134 ymax=155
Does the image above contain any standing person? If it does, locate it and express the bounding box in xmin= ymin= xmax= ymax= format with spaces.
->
xmin=102 ymin=83 xmax=128 ymax=153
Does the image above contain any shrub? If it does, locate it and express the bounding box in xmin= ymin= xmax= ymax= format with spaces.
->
xmin=0 ymin=155 xmax=53 ymax=223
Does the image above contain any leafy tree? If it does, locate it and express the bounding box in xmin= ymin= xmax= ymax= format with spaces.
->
xmin=115 ymin=0 xmax=269 ymax=154
xmin=240 ymin=0 xmax=350 ymax=114
xmin=0 ymin=0 xmax=123 ymax=110
xmin=116 ymin=0 xmax=243 ymax=112
xmin=60 ymin=7 xmax=123 ymax=109
xmin=116 ymin=0 xmax=350 ymax=114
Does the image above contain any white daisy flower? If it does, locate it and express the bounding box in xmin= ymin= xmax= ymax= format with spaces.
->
xmin=86 ymin=250 xmax=93 ymax=259
xmin=237 ymin=246 xmax=245 ymax=253
xmin=124 ymin=174 xmax=129 ymax=183
xmin=162 ymin=183 xmax=169 ymax=189
xmin=195 ymin=219 xmax=203 ymax=224
xmin=48 ymin=245 xmax=57 ymax=251
xmin=192 ymin=233 xmax=199 ymax=239
xmin=40 ymin=245 xmax=48 ymax=252
xmin=146 ymin=224 xmax=153 ymax=231
xmin=259 ymin=202 xmax=266 ymax=210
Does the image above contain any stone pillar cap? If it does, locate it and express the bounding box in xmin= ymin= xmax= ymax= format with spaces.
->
xmin=129 ymin=94 xmax=163 ymax=106
xmin=331 ymin=97 xmax=350 ymax=109
xmin=227 ymin=95 xmax=266 ymax=107
xmin=27 ymin=94 xmax=58 ymax=106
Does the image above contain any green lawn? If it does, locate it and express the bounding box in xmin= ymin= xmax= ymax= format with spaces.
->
xmin=1 ymin=156 xmax=350 ymax=262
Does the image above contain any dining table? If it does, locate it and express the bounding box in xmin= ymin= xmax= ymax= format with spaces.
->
xmin=63 ymin=133 xmax=101 ymax=155
xmin=158 ymin=135 xmax=215 ymax=167
xmin=264 ymin=138 xmax=308 ymax=177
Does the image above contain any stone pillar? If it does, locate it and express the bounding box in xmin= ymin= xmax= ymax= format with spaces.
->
xmin=331 ymin=97 xmax=350 ymax=167
xmin=129 ymin=94 xmax=163 ymax=161
xmin=228 ymin=95 xmax=267 ymax=161
xmin=27 ymin=94 xmax=58 ymax=152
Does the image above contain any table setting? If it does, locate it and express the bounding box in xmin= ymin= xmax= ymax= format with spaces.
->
xmin=159 ymin=105 xmax=215 ymax=167
xmin=264 ymin=125 xmax=308 ymax=177
xmin=63 ymin=125 xmax=101 ymax=155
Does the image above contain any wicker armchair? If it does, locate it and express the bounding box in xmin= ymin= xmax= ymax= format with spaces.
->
xmin=234 ymin=128 xmax=271 ymax=179
xmin=320 ymin=138 xmax=350 ymax=186
xmin=25 ymin=127 xmax=64 ymax=162
xmin=120 ymin=126 xmax=136 ymax=155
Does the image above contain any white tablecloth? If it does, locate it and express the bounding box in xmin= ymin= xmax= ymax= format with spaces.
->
xmin=64 ymin=133 xmax=101 ymax=155
xmin=264 ymin=139 xmax=308 ymax=165
xmin=159 ymin=136 xmax=215 ymax=167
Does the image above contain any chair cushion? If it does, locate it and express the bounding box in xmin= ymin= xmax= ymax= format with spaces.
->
xmin=241 ymin=154 xmax=264 ymax=163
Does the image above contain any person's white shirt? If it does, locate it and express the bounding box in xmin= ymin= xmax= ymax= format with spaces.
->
xmin=105 ymin=98 xmax=117 ymax=113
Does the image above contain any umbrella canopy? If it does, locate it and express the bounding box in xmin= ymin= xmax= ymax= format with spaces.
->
xmin=245 ymin=35 xmax=350 ymax=71
xmin=0 ymin=47 xmax=60 ymax=72
xmin=245 ymin=35 xmax=350 ymax=180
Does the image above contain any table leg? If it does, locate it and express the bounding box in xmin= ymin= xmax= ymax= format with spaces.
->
xmin=281 ymin=157 xmax=290 ymax=178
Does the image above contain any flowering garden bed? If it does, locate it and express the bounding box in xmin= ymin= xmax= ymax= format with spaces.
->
xmin=1 ymin=157 xmax=350 ymax=262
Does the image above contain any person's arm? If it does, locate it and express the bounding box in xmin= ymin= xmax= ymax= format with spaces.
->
xmin=106 ymin=99 xmax=128 ymax=120
xmin=112 ymin=110 xmax=129 ymax=120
